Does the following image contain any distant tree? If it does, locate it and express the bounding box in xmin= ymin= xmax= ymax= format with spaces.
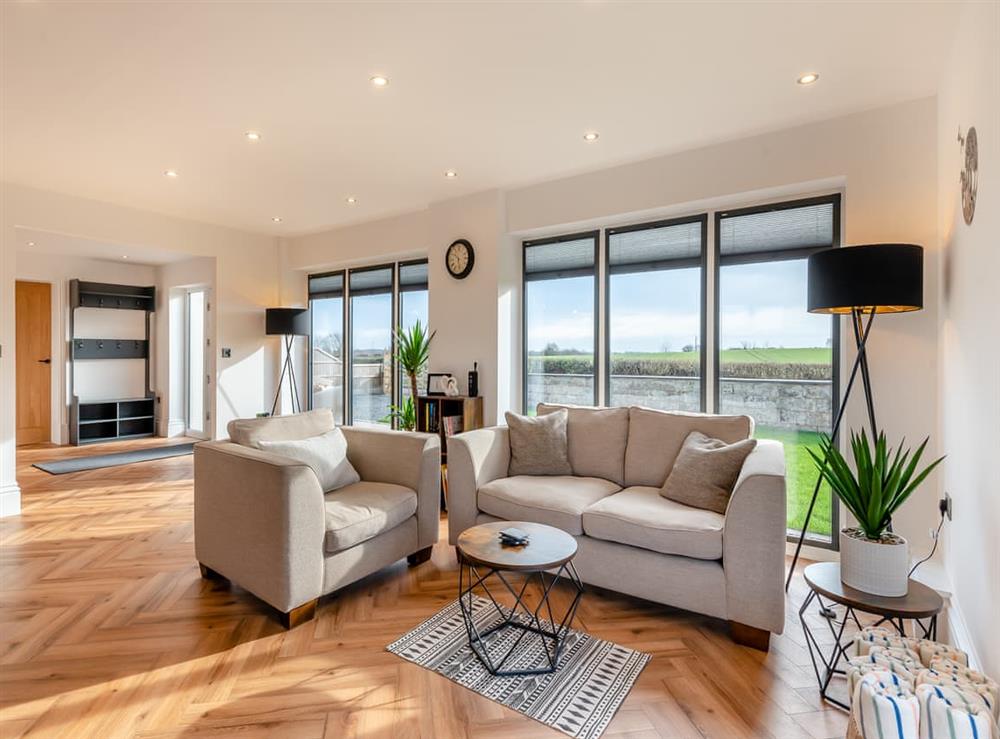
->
xmin=682 ymin=344 xmax=695 ymax=353
xmin=542 ymin=342 xmax=561 ymax=356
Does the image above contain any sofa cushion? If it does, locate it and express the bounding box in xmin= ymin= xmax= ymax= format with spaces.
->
xmin=537 ymin=403 xmax=629 ymax=485
xmin=229 ymin=408 xmax=335 ymax=448
xmin=624 ymin=406 xmax=753 ymax=488
xmin=259 ymin=428 xmax=360 ymax=493
xmin=505 ymin=410 xmax=573 ymax=476
xmin=582 ymin=486 xmax=724 ymax=560
xmin=660 ymin=431 xmax=757 ymax=513
xmin=478 ymin=475 xmax=620 ymax=535
xmin=323 ymin=481 xmax=417 ymax=554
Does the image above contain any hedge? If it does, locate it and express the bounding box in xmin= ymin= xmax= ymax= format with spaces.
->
xmin=526 ymin=357 xmax=830 ymax=381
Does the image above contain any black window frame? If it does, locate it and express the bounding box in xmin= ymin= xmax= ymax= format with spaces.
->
xmin=522 ymin=230 xmax=600 ymax=412
xmin=395 ymin=258 xmax=430 ymax=410
xmin=603 ymin=213 xmax=709 ymax=412
xmin=307 ymin=269 xmax=347 ymax=425
xmin=712 ymin=193 xmax=842 ymax=549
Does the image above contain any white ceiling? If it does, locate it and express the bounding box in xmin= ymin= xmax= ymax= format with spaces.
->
xmin=3 ymin=1 xmax=960 ymax=236
xmin=15 ymin=227 xmax=189 ymax=266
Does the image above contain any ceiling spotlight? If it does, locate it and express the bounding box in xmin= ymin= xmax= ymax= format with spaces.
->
xmin=164 ymin=169 xmax=179 ymax=178
xmin=445 ymin=170 xmax=458 ymax=178
xmin=370 ymin=75 xmax=389 ymax=87
xmin=346 ymin=196 xmax=357 ymax=204
xmin=797 ymin=72 xmax=820 ymax=86
xmin=583 ymin=131 xmax=600 ymax=142
xmin=271 ymin=216 xmax=283 ymax=223
xmin=27 ymin=241 xmax=35 ymax=247
xmin=245 ymin=131 xmax=262 ymax=141
xmin=121 ymin=255 xmax=129 ymax=260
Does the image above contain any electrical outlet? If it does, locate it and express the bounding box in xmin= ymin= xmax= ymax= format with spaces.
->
xmin=943 ymin=492 xmax=953 ymax=521
xmin=221 ymin=347 xmax=232 ymax=358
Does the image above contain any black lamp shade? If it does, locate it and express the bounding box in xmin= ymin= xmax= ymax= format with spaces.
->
xmin=807 ymin=244 xmax=923 ymax=314
xmin=265 ymin=307 xmax=310 ymax=336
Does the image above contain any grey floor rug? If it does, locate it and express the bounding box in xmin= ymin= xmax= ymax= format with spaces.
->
xmin=387 ymin=596 xmax=650 ymax=739
xmin=33 ymin=443 xmax=195 ymax=474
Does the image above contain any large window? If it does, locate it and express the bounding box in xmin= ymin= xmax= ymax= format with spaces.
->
xmin=523 ymin=233 xmax=598 ymax=412
xmin=606 ymin=216 xmax=706 ymax=412
xmin=308 ymin=271 xmax=345 ymax=424
xmin=349 ymin=265 xmax=394 ymax=426
xmin=715 ymin=196 xmax=840 ymax=543
xmin=309 ymin=259 xmax=428 ymax=427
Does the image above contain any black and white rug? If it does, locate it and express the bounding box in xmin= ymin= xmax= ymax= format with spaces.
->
xmin=387 ymin=596 xmax=650 ymax=739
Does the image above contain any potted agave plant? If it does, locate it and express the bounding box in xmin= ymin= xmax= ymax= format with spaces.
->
xmin=382 ymin=320 xmax=435 ymax=432
xmin=808 ymin=430 xmax=944 ymax=597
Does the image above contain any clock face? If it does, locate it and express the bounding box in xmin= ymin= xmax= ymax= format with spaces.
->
xmin=446 ymin=239 xmax=474 ymax=279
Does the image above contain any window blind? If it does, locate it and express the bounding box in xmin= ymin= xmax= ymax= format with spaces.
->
xmin=524 ymin=234 xmax=597 ymax=278
xmin=349 ymin=266 xmax=393 ymax=294
xmin=608 ymin=219 xmax=702 ymax=271
xmin=719 ymin=202 xmax=835 ymax=258
xmin=308 ymin=271 xmax=344 ymax=298
xmin=398 ymin=260 xmax=428 ymax=291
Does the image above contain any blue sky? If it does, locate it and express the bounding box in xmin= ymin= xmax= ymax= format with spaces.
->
xmin=312 ymin=290 xmax=428 ymax=353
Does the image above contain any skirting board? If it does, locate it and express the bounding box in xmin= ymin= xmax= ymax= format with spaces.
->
xmin=946 ymin=593 xmax=984 ymax=672
xmin=0 ymin=483 xmax=21 ymax=517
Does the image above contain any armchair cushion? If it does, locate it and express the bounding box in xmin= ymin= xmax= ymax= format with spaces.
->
xmin=259 ymin=428 xmax=360 ymax=493
xmin=228 ymin=408 xmax=335 ymax=448
xmin=477 ymin=475 xmax=619 ymax=535
xmin=323 ymin=481 xmax=417 ymax=554
xmin=583 ymin=486 xmax=724 ymax=560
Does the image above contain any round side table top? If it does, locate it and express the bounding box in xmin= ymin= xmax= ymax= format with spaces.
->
xmin=803 ymin=562 xmax=943 ymax=619
xmin=457 ymin=521 xmax=577 ymax=572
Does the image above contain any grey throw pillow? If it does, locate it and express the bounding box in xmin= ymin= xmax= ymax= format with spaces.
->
xmin=659 ymin=431 xmax=757 ymax=514
xmin=505 ymin=409 xmax=573 ymax=476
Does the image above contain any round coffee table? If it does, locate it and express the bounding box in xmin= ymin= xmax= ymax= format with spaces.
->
xmin=800 ymin=562 xmax=944 ymax=710
xmin=456 ymin=521 xmax=584 ymax=677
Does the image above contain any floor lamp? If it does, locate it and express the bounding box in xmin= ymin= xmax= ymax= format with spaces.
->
xmin=266 ymin=307 xmax=310 ymax=416
xmin=786 ymin=244 xmax=924 ymax=592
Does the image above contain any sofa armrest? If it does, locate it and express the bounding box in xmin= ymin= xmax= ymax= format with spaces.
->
xmin=194 ymin=441 xmax=326 ymax=613
xmin=339 ymin=427 xmax=442 ymax=550
xmin=723 ymin=439 xmax=787 ymax=634
xmin=445 ymin=426 xmax=510 ymax=544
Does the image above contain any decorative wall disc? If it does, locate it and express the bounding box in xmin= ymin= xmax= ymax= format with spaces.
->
xmin=958 ymin=126 xmax=978 ymax=225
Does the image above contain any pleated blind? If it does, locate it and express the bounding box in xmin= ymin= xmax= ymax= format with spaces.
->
xmin=349 ymin=266 xmax=393 ymax=293
xmin=608 ymin=219 xmax=702 ymax=271
xmin=719 ymin=201 xmax=835 ymax=258
xmin=524 ymin=234 xmax=597 ymax=277
xmin=398 ymin=260 xmax=428 ymax=290
xmin=308 ymin=271 xmax=344 ymax=298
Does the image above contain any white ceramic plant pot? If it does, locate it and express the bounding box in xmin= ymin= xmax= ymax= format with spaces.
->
xmin=839 ymin=528 xmax=909 ymax=597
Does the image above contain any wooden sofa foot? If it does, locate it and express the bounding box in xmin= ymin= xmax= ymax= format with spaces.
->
xmin=730 ymin=621 xmax=771 ymax=651
xmin=280 ymin=599 xmax=318 ymax=629
xmin=407 ymin=546 xmax=433 ymax=566
xmin=199 ymin=563 xmax=228 ymax=582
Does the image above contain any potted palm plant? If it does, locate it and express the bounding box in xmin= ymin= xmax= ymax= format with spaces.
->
xmin=808 ymin=430 xmax=944 ymax=597
xmin=383 ymin=320 xmax=435 ymax=431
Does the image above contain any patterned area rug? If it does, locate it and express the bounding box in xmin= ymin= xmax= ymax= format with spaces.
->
xmin=387 ymin=596 xmax=650 ymax=739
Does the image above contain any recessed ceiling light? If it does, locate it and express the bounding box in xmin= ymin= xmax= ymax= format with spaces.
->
xmin=121 ymin=255 xmax=129 ymax=259
xmin=245 ymin=131 xmax=262 ymax=141
xmin=346 ymin=196 xmax=357 ymax=204
xmin=445 ymin=170 xmax=458 ymax=178
xmin=797 ymin=72 xmax=820 ymax=86
xmin=583 ymin=131 xmax=600 ymax=142
xmin=370 ymin=75 xmax=389 ymax=87
xmin=271 ymin=216 xmax=283 ymax=223
xmin=163 ymin=169 xmax=179 ymax=178
xmin=26 ymin=241 xmax=35 ymax=247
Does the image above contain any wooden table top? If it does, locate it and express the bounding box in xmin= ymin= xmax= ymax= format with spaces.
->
xmin=803 ymin=562 xmax=943 ymax=619
xmin=457 ymin=522 xmax=577 ymax=571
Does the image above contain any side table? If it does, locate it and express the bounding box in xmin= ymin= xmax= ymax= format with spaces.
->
xmin=800 ymin=562 xmax=943 ymax=710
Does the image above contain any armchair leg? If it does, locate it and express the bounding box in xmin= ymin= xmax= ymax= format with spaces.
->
xmin=729 ymin=621 xmax=771 ymax=651
xmin=199 ymin=563 xmax=228 ymax=582
xmin=407 ymin=546 xmax=433 ymax=566
xmin=280 ymin=599 xmax=318 ymax=629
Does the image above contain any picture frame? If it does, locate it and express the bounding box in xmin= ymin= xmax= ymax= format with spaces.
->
xmin=426 ymin=373 xmax=451 ymax=396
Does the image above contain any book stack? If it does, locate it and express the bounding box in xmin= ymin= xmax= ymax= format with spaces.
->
xmin=442 ymin=415 xmax=464 ymax=437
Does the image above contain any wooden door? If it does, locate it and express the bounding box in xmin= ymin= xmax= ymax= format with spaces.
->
xmin=16 ymin=281 xmax=52 ymax=445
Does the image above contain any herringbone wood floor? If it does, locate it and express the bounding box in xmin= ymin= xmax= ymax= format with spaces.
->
xmin=2 ymin=439 xmax=855 ymax=739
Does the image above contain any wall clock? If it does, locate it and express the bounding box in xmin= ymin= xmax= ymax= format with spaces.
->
xmin=446 ymin=239 xmax=475 ymax=279
xmin=958 ymin=126 xmax=978 ymax=225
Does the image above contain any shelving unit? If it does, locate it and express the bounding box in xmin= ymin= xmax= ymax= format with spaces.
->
xmin=69 ymin=280 xmax=157 ymax=445
xmin=415 ymin=395 xmax=484 ymax=463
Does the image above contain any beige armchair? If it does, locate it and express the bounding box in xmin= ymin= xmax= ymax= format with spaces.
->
xmin=194 ymin=409 xmax=441 ymax=627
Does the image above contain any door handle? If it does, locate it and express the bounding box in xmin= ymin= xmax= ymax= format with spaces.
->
xmin=38 ymin=358 xmax=51 ymax=364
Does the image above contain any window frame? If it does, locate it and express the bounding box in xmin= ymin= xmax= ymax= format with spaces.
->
xmin=712 ymin=193 xmax=842 ymax=549
xmin=521 ymin=230 xmax=600 ymax=412
xmin=603 ymin=213 xmax=709 ymax=412
xmin=395 ymin=258 xmax=430 ymax=411
xmin=307 ymin=269 xmax=347 ymax=425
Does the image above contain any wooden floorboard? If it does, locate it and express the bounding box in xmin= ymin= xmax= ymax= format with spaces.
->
xmin=1 ymin=439 xmax=856 ymax=738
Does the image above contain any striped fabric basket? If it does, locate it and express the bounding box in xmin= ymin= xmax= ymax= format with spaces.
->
xmin=916 ymin=684 xmax=996 ymax=739
xmin=853 ymin=672 xmax=921 ymax=739
xmin=854 ymin=627 xmax=922 ymax=657
xmin=847 ymin=649 xmax=919 ymax=696
xmin=918 ymin=641 xmax=970 ymax=668
xmin=920 ymin=662 xmax=1000 ymax=719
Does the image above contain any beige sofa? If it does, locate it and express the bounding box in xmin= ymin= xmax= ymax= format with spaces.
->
xmin=447 ymin=403 xmax=787 ymax=650
xmin=194 ymin=409 xmax=441 ymax=627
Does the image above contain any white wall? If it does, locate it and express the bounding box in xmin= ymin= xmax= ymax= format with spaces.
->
xmin=936 ymin=0 xmax=1000 ymax=675
xmin=1 ymin=183 xmax=280 ymax=515
xmin=14 ymin=250 xmax=157 ymax=444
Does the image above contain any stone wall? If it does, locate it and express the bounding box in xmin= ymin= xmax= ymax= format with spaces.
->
xmin=526 ymin=373 xmax=832 ymax=431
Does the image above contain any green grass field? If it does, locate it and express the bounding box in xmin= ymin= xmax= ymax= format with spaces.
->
xmin=603 ymin=347 xmax=831 ymax=364
xmin=756 ymin=425 xmax=832 ymax=537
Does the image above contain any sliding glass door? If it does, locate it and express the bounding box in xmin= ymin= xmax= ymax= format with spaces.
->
xmin=349 ymin=266 xmax=394 ymax=425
